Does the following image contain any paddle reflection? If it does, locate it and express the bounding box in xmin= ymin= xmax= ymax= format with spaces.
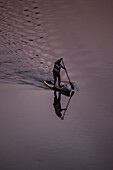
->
xmin=53 ymin=91 xmax=74 ymax=120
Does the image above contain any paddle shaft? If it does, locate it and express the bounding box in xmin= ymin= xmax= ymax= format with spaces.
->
xmin=62 ymin=59 xmax=74 ymax=89
xmin=62 ymin=91 xmax=74 ymax=119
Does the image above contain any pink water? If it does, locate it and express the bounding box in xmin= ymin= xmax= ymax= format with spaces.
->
xmin=0 ymin=0 xmax=113 ymax=170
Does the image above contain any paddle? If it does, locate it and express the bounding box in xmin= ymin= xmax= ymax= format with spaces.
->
xmin=62 ymin=59 xmax=74 ymax=90
xmin=62 ymin=91 xmax=74 ymax=120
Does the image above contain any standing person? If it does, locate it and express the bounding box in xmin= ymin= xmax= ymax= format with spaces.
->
xmin=53 ymin=58 xmax=65 ymax=87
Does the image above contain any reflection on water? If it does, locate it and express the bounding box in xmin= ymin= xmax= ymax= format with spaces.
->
xmin=53 ymin=91 xmax=67 ymax=120
xmin=53 ymin=91 xmax=74 ymax=120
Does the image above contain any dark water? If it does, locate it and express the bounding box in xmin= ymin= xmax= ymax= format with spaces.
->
xmin=0 ymin=0 xmax=113 ymax=170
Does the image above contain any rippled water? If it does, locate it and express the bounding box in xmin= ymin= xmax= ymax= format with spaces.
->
xmin=0 ymin=0 xmax=113 ymax=89
xmin=0 ymin=0 xmax=79 ymax=87
xmin=0 ymin=0 xmax=113 ymax=170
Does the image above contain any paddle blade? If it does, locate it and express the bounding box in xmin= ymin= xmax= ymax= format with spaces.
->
xmin=70 ymin=82 xmax=74 ymax=90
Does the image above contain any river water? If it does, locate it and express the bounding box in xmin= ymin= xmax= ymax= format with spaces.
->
xmin=0 ymin=0 xmax=113 ymax=170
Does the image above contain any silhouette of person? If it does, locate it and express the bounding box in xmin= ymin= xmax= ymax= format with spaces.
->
xmin=53 ymin=91 xmax=66 ymax=120
xmin=53 ymin=58 xmax=65 ymax=87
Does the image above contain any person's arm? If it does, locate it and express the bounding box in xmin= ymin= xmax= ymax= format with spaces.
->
xmin=59 ymin=58 xmax=66 ymax=70
xmin=60 ymin=108 xmax=67 ymax=112
xmin=61 ymin=65 xmax=65 ymax=70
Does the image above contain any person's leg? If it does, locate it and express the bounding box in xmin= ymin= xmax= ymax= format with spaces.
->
xmin=58 ymin=74 xmax=61 ymax=87
xmin=58 ymin=92 xmax=61 ymax=102
xmin=53 ymin=73 xmax=57 ymax=86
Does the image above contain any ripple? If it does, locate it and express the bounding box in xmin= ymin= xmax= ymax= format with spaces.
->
xmin=1 ymin=0 xmax=108 ymax=90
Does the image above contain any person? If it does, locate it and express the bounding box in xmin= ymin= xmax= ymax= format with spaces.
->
xmin=53 ymin=91 xmax=67 ymax=120
xmin=53 ymin=58 xmax=65 ymax=87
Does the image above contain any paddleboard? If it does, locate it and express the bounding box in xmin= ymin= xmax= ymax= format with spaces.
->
xmin=44 ymin=80 xmax=71 ymax=96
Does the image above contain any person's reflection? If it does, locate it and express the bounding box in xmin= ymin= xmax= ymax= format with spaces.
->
xmin=53 ymin=91 xmax=67 ymax=120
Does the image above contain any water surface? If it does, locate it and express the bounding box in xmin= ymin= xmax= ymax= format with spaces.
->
xmin=0 ymin=0 xmax=113 ymax=170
